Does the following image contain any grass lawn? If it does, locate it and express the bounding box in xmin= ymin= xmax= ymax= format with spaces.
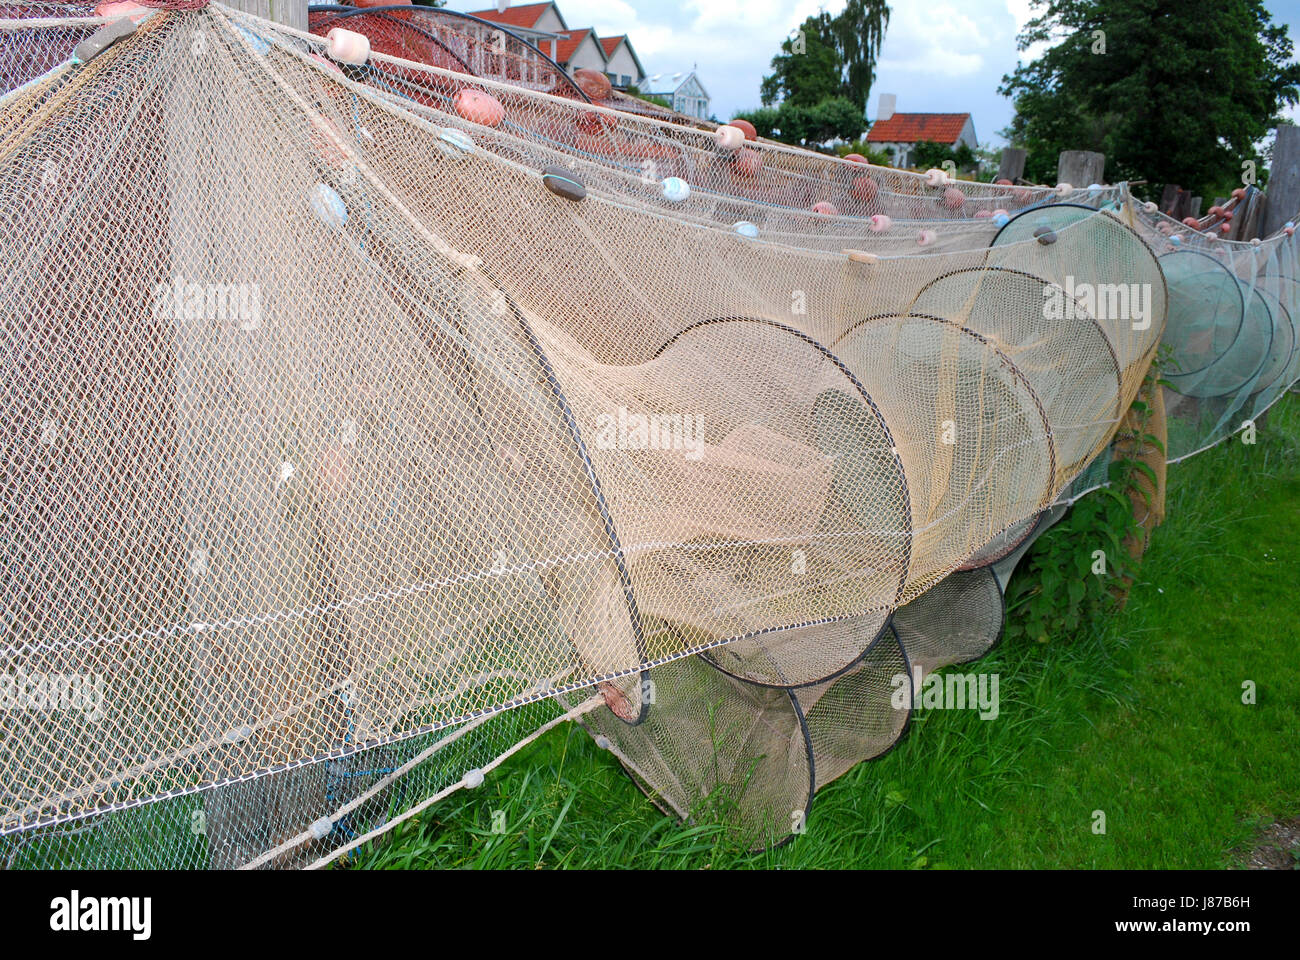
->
xmin=353 ymin=394 xmax=1300 ymax=869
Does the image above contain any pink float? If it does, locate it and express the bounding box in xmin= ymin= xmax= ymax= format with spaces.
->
xmin=454 ymin=89 xmax=505 ymax=127
xmin=714 ymin=124 xmax=745 ymax=151
xmin=732 ymin=147 xmax=761 ymax=178
xmin=851 ymin=176 xmax=878 ymax=203
xmin=811 ymin=201 xmax=838 ymax=217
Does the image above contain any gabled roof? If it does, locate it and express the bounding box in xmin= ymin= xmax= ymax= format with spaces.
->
xmin=866 ymin=113 xmax=971 ymax=144
xmin=598 ymin=34 xmax=647 ymax=80
xmin=465 ymin=2 xmax=564 ymax=32
xmin=555 ymin=28 xmax=603 ymax=66
xmin=642 ymin=71 xmax=710 ymax=100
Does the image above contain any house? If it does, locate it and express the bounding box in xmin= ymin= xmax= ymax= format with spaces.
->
xmin=640 ymin=71 xmax=711 ymax=120
xmin=865 ymin=94 xmax=977 ymax=168
xmin=466 ymin=2 xmax=566 ymax=61
xmin=554 ymin=27 xmax=607 ymax=75
xmin=599 ymin=35 xmax=646 ymax=90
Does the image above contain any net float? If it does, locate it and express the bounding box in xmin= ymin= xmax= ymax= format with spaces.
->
xmin=811 ymin=201 xmax=838 ymax=216
xmin=851 ymin=176 xmax=878 ymax=202
xmin=1054 ymin=182 xmax=1073 ymax=196
xmin=308 ymin=183 xmax=347 ymax=229
xmin=844 ymin=153 xmax=868 ymax=164
xmin=576 ymin=110 xmax=616 ymax=135
xmin=454 ymin=89 xmax=505 ymax=127
xmin=714 ymin=124 xmax=745 ymax=151
xmin=574 ymin=68 xmax=612 ymax=100
xmin=869 ymin=214 xmax=892 ymax=232
xmin=942 ymin=187 xmax=965 ymax=209
xmin=732 ymin=147 xmax=761 ymax=178
xmin=542 ymin=165 xmax=587 ymax=201
xmin=326 ymin=28 xmax=370 ymax=66
xmin=917 ymin=229 xmax=937 ymax=246
xmin=923 ymin=168 xmax=946 ymax=186
xmin=727 ymin=119 xmax=758 ymax=141
xmin=661 ymin=177 xmax=691 ymax=202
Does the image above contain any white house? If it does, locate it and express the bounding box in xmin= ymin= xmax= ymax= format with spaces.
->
xmin=641 ymin=71 xmax=711 ymax=120
xmin=599 ymin=35 xmax=646 ymax=90
xmin=865 ymin=94 xmax=977 ymax=168
xmin=554 ymin=27 xmax=607 ymax=76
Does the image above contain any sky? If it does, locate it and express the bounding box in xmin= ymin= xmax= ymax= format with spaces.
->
xmin=451 ymin=0 xmax=1300 ymax=148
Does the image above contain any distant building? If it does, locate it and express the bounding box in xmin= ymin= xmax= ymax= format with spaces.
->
xmin=599 ymin=35 xmax=646 ymax=90
xmin=865 ymin=94 xmax=976 ymax=168
xmin=554 ymin=27 xmax=607 ymax=75
xmin=640 ymin=71 xmax=711 ymax=120
xmin=466 ymin=2 xmax=566 ymax=61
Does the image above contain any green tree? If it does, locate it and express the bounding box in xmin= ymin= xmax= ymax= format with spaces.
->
xmin=761 ymin=13 xmax=844 ymax=108
xmin=910 ymin=139 xmax=956 ymax=170
xmin=999 ymin=0 xmax=1300 ymax=198
xmin=734 ymin=98 xmax=866 ymax=148
xmin=830 ymin=0 xmax=892 ymax=112
xmin=760 ymin=4 xmax=891 ymax=113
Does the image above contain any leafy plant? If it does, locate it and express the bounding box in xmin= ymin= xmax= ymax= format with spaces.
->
xmin=1004 ymin=362 xmax=1165 ymax=643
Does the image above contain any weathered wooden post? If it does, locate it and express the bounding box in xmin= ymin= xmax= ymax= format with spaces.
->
xmin=1057 ymin=149 xmax=1104 ymax=186
xmin=997 ymin=147 xmax=1026 ymax=182
xmin=1230 ymin=186 xmax=1268 ymax=241
xmin=1262 ymin=125 xmax=1300 ymax=237
xmin=226 ymin=0 xmax=307 ymax=31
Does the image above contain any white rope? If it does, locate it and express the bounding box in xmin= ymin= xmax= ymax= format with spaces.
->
xmin=300 ymin=696 xmax=603 ymax=870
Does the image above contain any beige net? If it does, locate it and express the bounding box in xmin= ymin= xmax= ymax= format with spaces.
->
xmin=1 ymin=4 xmax=1291 ymax=865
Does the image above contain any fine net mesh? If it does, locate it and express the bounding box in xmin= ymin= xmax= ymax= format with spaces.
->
xmin=0 ymin=4 xmax=1295 ymax=865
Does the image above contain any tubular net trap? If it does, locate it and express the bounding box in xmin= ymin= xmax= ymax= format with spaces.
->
xmin=0 ymin=5 xmax=1295 ymax=864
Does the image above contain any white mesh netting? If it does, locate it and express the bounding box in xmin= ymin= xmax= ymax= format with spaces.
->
xmin=1 ymin=3 xmax=1295 ymax=864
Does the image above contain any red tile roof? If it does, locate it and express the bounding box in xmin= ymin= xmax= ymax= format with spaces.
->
xmin=866 ymin=113 xmax=970 ymax=144
xmin=466 ymin=2 xmax=556 ymax=30
xmin=599 ymin=35 xmax=625 ymax=57
xmin=555 ymin=28 xmax=597 ymax=65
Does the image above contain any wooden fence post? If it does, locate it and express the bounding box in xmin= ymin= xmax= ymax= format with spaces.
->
xmin=1262 ymin=125 xmax=1300 ymax=237
xmin=997 ymin=148 xmax=1026 ymax=182
xmin=1058 ymin=149 xmax=1105 ymax=186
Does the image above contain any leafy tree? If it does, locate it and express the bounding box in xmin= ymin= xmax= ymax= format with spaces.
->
xmin=999 ymin=0 xmax=1300 ymax=198
xmin=829 ymin=0 xmax=892 ymax=112
xmin=732 ymin=106 xmax=780 ymax=139
xmin=836 ymin=141 xmax=894 ymax=166
xmin=760 ymin=13 xmax=844 ymax=108
xmin=761 ymin=4 xmax=891 ymax=113
xmin=735 ymin=98 xmax=866 ymax=148
xmin=909 ymin=139 xmax=955 ymax=170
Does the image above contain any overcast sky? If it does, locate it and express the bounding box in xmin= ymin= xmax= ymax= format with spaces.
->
xmin=451 ymin=0 xmax=1300 ymax=147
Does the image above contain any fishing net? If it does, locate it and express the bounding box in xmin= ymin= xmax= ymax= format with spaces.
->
xmin=1130 ymin=198 xmax=1300 ymax=458
xmin=0 ymin=4 xmax=1293 ymax=866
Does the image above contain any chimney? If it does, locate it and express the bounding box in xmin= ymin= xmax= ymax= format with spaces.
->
xmin=877 ymin=93 xmax=896 ymax=122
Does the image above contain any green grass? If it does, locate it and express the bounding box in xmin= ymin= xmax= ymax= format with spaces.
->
xmin=352 ymin=395 xmax=1300 ymax=869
